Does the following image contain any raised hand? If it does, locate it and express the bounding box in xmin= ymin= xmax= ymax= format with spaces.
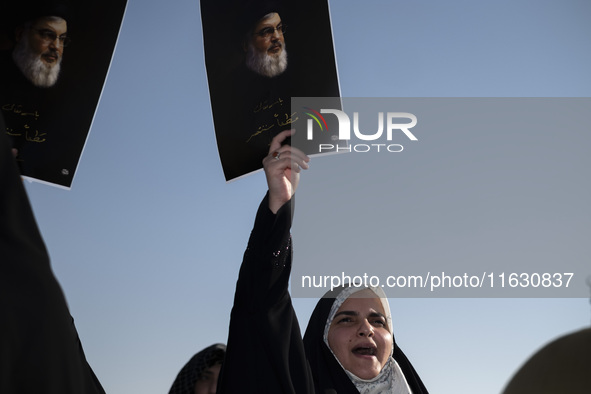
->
xmin=262 ymin=129 xmax=310 ymax=213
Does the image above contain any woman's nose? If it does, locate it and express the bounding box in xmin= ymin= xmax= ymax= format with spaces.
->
xmin=357 ymin=320 xmax=374 ymax=337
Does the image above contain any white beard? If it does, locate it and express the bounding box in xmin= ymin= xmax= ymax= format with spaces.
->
xmin=245 ymin=42 xmax=288 ymax=78
xmin=12 ymin=39 xmax=62 ymax=88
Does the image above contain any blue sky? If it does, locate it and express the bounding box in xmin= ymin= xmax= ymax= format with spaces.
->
xmin=23 ymin=1 xmax=590 ymax=393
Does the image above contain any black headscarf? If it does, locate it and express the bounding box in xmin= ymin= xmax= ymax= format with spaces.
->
xmin=303 ymin=286 xmax=429 ymax=394
xmin=168 ymin=343 xmax=226 ymax=394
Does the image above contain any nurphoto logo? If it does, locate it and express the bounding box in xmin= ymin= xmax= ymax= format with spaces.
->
xmin=304 ymin=108 xmax=418 ymax=153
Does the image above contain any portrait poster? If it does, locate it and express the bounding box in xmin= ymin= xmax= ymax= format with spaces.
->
xmin=201 ymin=0 xmax=341 ymax=181
xmin=0 ymin=0 xmax=128 ymax=189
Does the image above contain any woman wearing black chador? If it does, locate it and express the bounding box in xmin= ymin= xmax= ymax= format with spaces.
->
xmin=218 ymin=130 xmax=428 ymax=394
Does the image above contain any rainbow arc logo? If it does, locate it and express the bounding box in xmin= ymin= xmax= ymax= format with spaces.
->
xmin=303 ymin=107 xmax=329 ymax=132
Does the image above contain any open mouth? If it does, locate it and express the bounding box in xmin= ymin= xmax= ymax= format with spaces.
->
xmin=352 ymin=346 xmax=377 ymax=356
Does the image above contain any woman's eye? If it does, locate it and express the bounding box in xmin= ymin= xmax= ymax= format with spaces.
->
xmin=372 ymin=319 xmax=386 ymax=326
xmin=337 ymin=317 xmax=352 ymax=323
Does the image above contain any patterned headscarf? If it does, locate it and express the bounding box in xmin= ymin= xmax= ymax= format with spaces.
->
xmin=168 ymin=343 xmax=226 ymax=394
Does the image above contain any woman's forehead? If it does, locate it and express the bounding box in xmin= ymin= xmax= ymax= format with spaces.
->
xmin=337 ymin=290 xmax=385 ymax=314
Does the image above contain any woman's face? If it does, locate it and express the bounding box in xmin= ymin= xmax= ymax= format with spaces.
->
xmin=327 ymin=290 xmax=393 ymax=380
